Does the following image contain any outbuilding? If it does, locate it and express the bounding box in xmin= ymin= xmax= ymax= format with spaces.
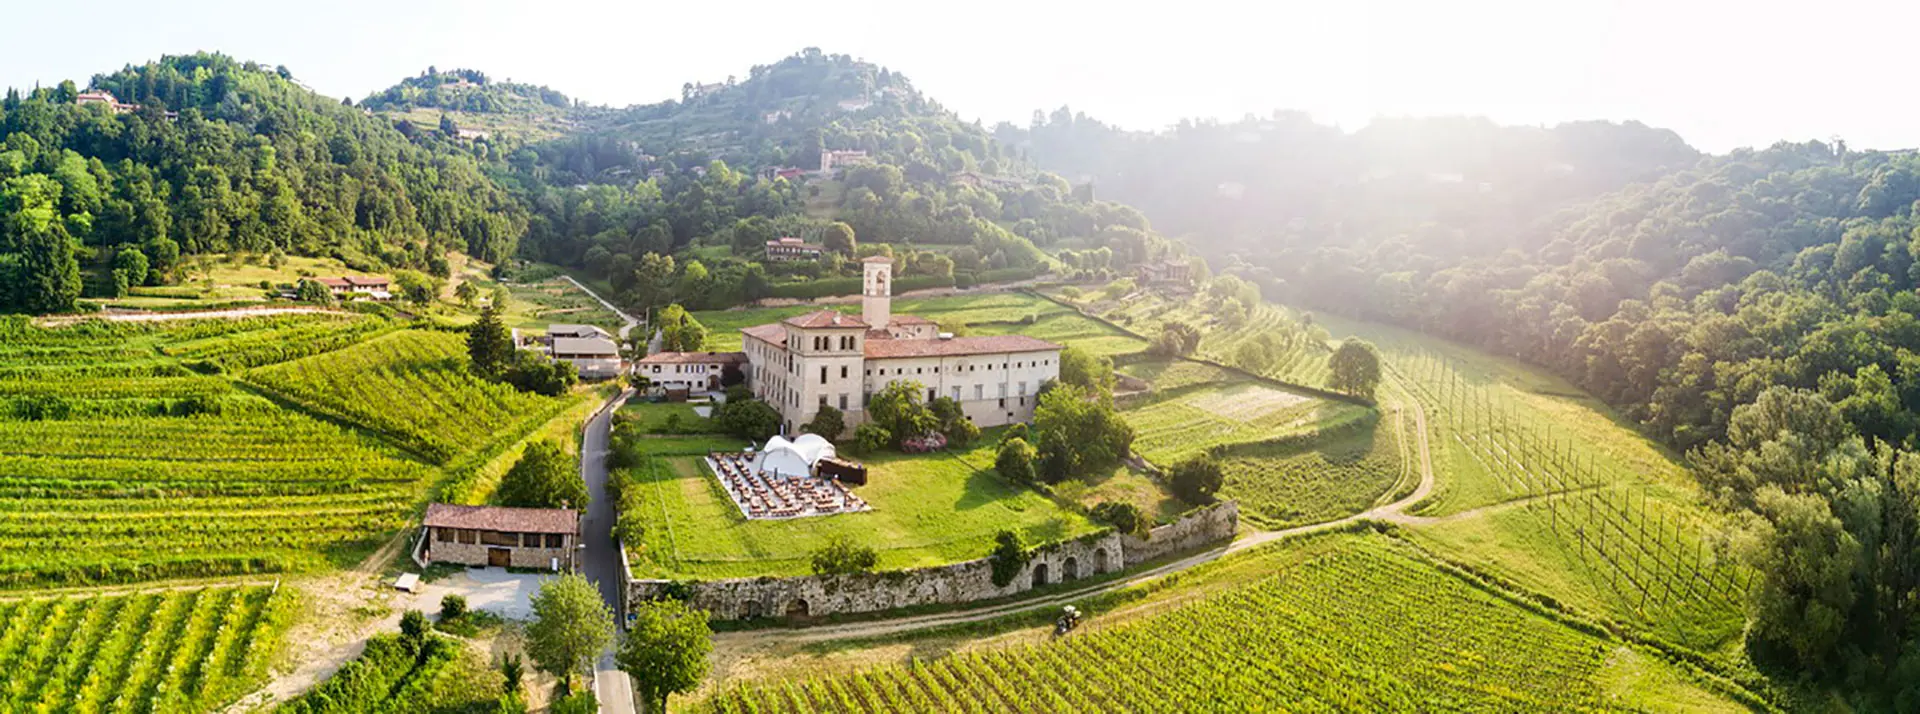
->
xmin=422 ymin=503 xmax=580 ymax=571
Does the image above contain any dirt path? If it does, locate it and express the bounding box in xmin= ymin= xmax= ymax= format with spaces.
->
xmin=37 ymin=306 xmax=344 ymax=326
xmin=560 ymin=274 xmax=640 ymax=341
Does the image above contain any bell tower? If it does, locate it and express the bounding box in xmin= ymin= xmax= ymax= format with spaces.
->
xmin=862 ymin=256 xmax=892 ymax=330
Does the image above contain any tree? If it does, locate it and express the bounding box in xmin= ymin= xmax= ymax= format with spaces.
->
xmin=810 ymin=535 xmax=879 ymax=575
xmin=497 ymin=440 xmax=587 ymax=509
xmin=454 ymin=280 xmax=478 ymax=306
xmin=399 ymin=609 xmax=430 ymax=644
xmin=113 ymin=246 xmax=149 ymax=287
xmin=296 ymin=278 xmax=333 ymax=304
xmin=1328 ymin=339 xmax=1381 ymax=398
xmin=1170 ymin=455 xmax=1225 ymax=503
xmin=869 ymin=380 xmax=936 ymax=446
xmin=439 ymin=113 xmax=459 ymax=136
xmin=392 ymin=269 xmax=439 ymax=305
xmin=1058 ymin=347 xmax=1116 ymax=396
xmin=996 ymin=437 xmax=1037 ymax=484
xmin=616 ymin=599 xmax=713 ymax=713
xmin=467 ymin=305 xmax=513 ymax=379
xmin=439 ymin=594 xmax=468 ymax=621
xmin=988 ymin=530 xmax=1030 ymax=587
xmin=802 ymin=405 xmax=846 ymax=441
xmin=526 ymin=574 xmax=614 ymax=695
xmin=1150 ymin=321 xmax=1201 ymax=357
xmin=1091 ymin=500 xmax=1149 ymax=536
xmin=656 ymin=304 xmax=708 ymax=352
xmin=823 ymin=221 xmax=856 ymax=255
xmin=853 ymin=423 xmax=891 ymax=454
xmin=1031 ymin=384 xmax=1135 ymax=482
xmin=503 ymin=350 xmax=579 ymax=396
xmin=716 ymin=397 xmax=781 ymax=441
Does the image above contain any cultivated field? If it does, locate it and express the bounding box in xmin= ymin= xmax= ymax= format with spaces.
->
xmin=1061 ymin=289 xmax=1331 ymax=387
xmin=1212 ymin=410 xmax=1410 ymax=529
xmin=1119 ymin=380 xmax=1337 ymax=465
xmin=618 ymin=435 xmax=1101 ymax=579
xmin=0 ymin=585 xmax=294 ymax=713
xmin=698 ymin=533 xmax=1745 ymax=712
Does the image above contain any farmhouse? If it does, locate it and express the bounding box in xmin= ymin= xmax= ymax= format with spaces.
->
xmin=422 ymin=503 xmax=579 ymax=570
xmin=317 ymin=276 xmax=392 ymax=300
xmin=1136 ymin=260 xmax=1193 ymax=286
xmin=765 ymin=236 xmax=825 ymax=262
xmin=636 ymin=350 xmax=746 ymax=392
xmin=819 ymin=149 xmax=870 ymax=173
xmin=550 ymin=333 xmax=622 ymax=379
xmin=548 ymin=323 xmax=612 ymax=340
xmin=742 ymin=257 xmax=1061 ymax=434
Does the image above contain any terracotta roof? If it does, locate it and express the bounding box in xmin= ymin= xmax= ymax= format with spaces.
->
xmin=638 ymin=351 xmax=747 ymax=365
xmin=782 ymin=310 xmax=867 ymax=329
xmin=424 ymin=503 xmax=578 ymax=534
xmin=861 ymin=256 xmax=894 ymax=264
xmin=316 ymin=276 xmax=387 ymax=288
xmin=742 ymin=323 xmax=787 ymax=345
xmin=890 ymin=315 xmax=935 ymax=325
xmin=864 ymin=334 xmax=1060 ymax=359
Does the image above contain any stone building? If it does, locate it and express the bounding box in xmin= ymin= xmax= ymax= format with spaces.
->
xmin=741 ymin=257 xmax=1061 ymax=434
xmin=422 ymin=503 xmax=579 ymax=570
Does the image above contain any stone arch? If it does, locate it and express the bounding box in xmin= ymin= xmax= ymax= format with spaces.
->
xmin=1063 ymin=556 xmax=1079 ymax=581
xmin=743 ymin=600 xmax=765 ymax=619
xmin=786 ymin=598 xmax=810 ymax=619
xmin=1032 ymin=562 xmax=1049 ymax=588
xmin=1093 ymin=548 xmax=1110 ymax=574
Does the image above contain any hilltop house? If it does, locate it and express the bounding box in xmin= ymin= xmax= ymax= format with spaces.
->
xmin=75 ymin=90 xmax=176 ymax=120
xmin=819 ymin=149 xmax=870 ymax=173
xmin=765 ymin=236 xmax=825 ymax=262
xmin=422 ymin=503 xmax=578 ymax=570
xmin=1136 ymin=260 xmax=1193 ymax=286
xmin=742 ymin=257 xmax=1061 ymax=434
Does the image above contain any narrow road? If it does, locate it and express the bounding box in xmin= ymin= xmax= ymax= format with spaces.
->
xmin=579 ymin=389 xmax=638 ymax=714
xmin=561 ymin=274 xmax=641 ymax=341
xmin=718 ymin=400 xmax=1441 ymax=646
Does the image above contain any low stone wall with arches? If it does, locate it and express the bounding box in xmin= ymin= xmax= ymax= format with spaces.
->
xmin=624 ymin=501 xmax=1239 ymax=621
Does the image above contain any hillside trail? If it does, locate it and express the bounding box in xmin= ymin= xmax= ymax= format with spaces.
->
xmin=559 ymin=274 xmax=641 ymax=341
xmin=716 ymin=398 xmax=1445 ymax=647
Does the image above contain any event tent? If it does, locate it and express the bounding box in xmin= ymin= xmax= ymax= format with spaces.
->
xmin=753 ymin=433 xmax=838 ymax=478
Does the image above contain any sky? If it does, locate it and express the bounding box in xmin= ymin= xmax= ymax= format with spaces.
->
xmin=5 ymin=0 xmax=1914 ymax=153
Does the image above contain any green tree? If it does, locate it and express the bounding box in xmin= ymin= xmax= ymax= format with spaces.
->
xmin=1328 ymin=339 xmax=1381 ymax=398
xmin=995 ymin=437 xmax=1037 ymax=485
xmin=1169 ymin=456 xmax=1225 ymax=503
xmin=113 ymin=246 xmax=149 ymax=287
xmin=1031 ymin=383 xmax=1135 ymax=482
xmin=1058 ymin=346 xmax=1116 ymax=396
xmin=853 ymin=423 xmax=891 ymax=454
xmin=869 ymin=380 xmax=936 ymax=446
xmin=454 ymin=280 xmax=477 ymax=306
xmin=496 ymin=440 xmax=587 ymax=509
xmin=717 ymin=398 xmax=781 ymax=441
xmin=296 ymin=278 xmax=333 ymax=304
xmin=393 ymin=269 xmax=439 ymax=305
xmin=467 ymin=305 xmax=513 ymax=379
xmin=399 ymin=609 xmax=430 ymax=645
xmin=809 ymin=535 xmax=879 ymax=575
xmin=988 ymin=530 xmax=1030 ymax=587
xmin=823 ymin=221 xmax=856 ymax=255
xmin=802 ymin=405 xmax=846 ymax=441
xmin=1150 ymin=321 xmax=1201 ymax=357
xmin=656 ymin=303 xmax=708 ymax=352
xmin=503 ymin=349 xmax=579 ymax=396
xmin=616 ymin=599 xmax=713 ymax=713
xmin=526 ymin=574 xmax=614 ymax=696
xmin=1091 ymin=500 xmax=1149 ymax=536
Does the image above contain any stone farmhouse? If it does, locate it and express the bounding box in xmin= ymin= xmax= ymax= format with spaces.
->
xmin=741 ymin=257 xmax=1061 ymax=434
xmin=422 ymin=503 xmax=579 ymax=570
xmin=765 ymin=236 xmax=825 ymax=262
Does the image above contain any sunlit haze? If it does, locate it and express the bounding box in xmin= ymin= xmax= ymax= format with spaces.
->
xmin=5 ymin=0 xmax=1915 ymax=153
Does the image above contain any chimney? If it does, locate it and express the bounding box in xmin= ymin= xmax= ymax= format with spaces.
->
xmin=862 ymin=257 xmax=892 ymax=330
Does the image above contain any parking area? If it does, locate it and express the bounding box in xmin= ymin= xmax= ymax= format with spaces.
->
xmin=405 ymin=567 xmax=554 ymax=620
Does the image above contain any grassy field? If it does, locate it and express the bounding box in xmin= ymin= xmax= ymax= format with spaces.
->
xmin=1115 ymin=358 xmax=1238 ymax=391
xmin=0 ymin=585 xmax=295 ymax=712
xmin=618 ymin=400 xmax=724 ymax=435
xmin=95 ymin=253 xmax=385 ymax=310
xmin=1213 ymin=411 xmax=1410 ymax=529
xmin=619 ymin=436 xmax=1101 ymax=579
xmin=1058 ymin=288 xmax=1331 ymax=387
xmin=697 ymin=531 xmax=1749 ymax=712
xmin=1119 ymin=380 xmax=1344 ymax=466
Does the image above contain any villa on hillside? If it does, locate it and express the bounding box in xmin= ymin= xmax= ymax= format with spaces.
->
xmin=636 ymin=351 xmax=746 ymax=393
xmin=819 ymin=149 xmax=870 ymax=173
xmin=422 ymin=503 xmax=578 ymax=570
xmin=743 ymin=256 xmax=1061 ymax=434
xmin=317 ymin=276 xmax=392 ymax=300
xmin=765 ymin=236 xmax=825 ymax=262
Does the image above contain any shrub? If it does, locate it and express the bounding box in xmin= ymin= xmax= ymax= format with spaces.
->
xmin=1170 ymin=456 xmax=1225 ymax=504
xmin=399 ymin=609 xmax=430 ymax=644
xmin=988 ymin=530 xmax=1031 ymax=588
xmin=1091 ymin=500 xmax=1149 ymax=537
xmin=802 ymin=405 xmax=846 ymax=441
xmin=853 ymin=423 xmax=892 ymax=454
xmin=440 ymin=594 xmax=468 ymax=621
xmin=996 ymin=437 xmax=1037 ymax=485
xmin=810 ymin=535 xmax=879 ymax=575
xmin=550 ymin=690 xmax=599 ymax=714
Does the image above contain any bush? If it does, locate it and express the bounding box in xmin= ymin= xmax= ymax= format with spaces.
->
xmin=550 ymin=690 xmax=598 ymax=714
xmin=853 ymin=423 xmax=891 ymax=454
xmin=1001 ymin=422 xmax=1030 ymax=444
xmin=1091 ymin=500 xmax=1149 ymax=537
xmin=810 ymin=535 xmax=879 ymax=575
xmin=400 ymin=609 xmax=430 ymax=643
xmin=802 ymin=405 xmax=846 ymax=441
xmin=498 ymin=440 xmax=588 ymax=509
xmin=440 ymin=594 xmax=468 ymax=621
xmin=1170 ymin=456 xmax=1225 ymax=504
xmin=996 ymin=437 xmax=1037 ymax=485
xmin=717 ymin=398 xmax=781 ymax=441
xmin=988 ymin=530 xmax=1031 ymax=588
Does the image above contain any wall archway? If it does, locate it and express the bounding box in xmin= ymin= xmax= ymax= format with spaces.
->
xmin=1063 ymin=557 xmax=1079 ymax=581
xmin=744 ymin=600 xmax=765 ymax=619
xmin=786 ymin=599 xmax=810 ymax=619
xmin=1093 ymin=548 xmax=1110 ymax=574
xmin=1032 ymin=562 xmax=1049 ymax=588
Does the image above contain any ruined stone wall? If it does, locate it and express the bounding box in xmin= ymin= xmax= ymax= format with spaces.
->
xmin=629 ymin=500 xmax=1239 ymax=620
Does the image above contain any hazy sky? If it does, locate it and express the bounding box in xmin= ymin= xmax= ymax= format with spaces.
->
xmin=5 ymin=0 xmax=1912 ymax=153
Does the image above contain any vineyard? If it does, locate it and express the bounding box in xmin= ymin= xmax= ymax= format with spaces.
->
xmin=278 ymin=632 xmax=506 ymax=713
xmin=1213 ymin=410 xmax=1409 ymax=528
xmin=1070 ymin=289 xmax=1332 ymax=388
xmin=245 ymin=329 xmax=560 ymax=464
xmin=0 ymin=585 xmax=294 ymax=713
xmin=699 ymin=534 xmax=1708 ymax=712
xmin=1120 ymin=380 xmax=1338 ymax=465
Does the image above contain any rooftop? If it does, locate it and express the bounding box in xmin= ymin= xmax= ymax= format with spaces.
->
xmin=424 ymin=503 xmax=578 ymax=534
xmin=637 ymin=351 xmax=748 ymax=365
xmin=782 ymin=310 xmax=867 ymax=329
xmin=552 ymin=336 xmax=620 ymax=356
xmin=863 ymin=334 xmax=1061 ymax=359
xmin=861 ymin=256 xmax=894 ymax=264
xmin=317 ymin=275 xmax=389 ymax=288
xmin=549 ymin=323 xmax=611 ymax=338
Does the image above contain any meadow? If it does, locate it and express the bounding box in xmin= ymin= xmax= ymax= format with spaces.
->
xmin=1119 ymin=380 xmax=1342 ymax=465
xmin=1212 ymin=410 xmax=1410 ymax=528
xmin=1060 ymin=288 xmax=1332 ymax=387
xmin=697 ymin=532 xmax=1747 ymax=712
xmin=0 ymin=585 xmax=295 ymax=713
xmin=619 ymin=435 xmax=1101 ymax=579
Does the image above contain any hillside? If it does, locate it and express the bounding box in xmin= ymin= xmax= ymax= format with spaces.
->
xmin=360 ymin=67 xmax=594 ymax=142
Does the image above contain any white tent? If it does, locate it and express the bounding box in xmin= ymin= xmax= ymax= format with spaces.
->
xmin=752 ymin=434 xmax=838 ymax=478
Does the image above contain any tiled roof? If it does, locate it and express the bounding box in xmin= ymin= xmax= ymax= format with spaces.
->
xmin=552 ymin=337 xmax=619 ymax=356
xmin=424 ymin=503 xmax=578 ymax=534
xmin=548 ymin=323 xmax=610 ymax=338
xmin=889 ymin=315 xmax=935 ymax=325
xmin=861 ymin=255 xmax=894 ymax=263
xmin=782 ymin=310 xmax=867 ymax=329
xmin=864 ymin=334 xmax=1060 ymax=359
xmin=742 ymin=323 xmax=786 ymax=345
xmin=638 ymin=351 xmax=747 ymax=365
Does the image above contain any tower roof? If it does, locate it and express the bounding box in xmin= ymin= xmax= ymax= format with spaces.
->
xmin=782 ymin=309 xmax=868 ymax=329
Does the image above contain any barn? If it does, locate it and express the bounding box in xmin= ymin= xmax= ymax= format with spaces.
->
xmin=422 ymin=503 xmax=580 ymax=571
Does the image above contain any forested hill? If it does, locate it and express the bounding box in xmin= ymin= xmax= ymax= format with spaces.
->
xmin=0 ymin=53 xmax=526 ymax=313
xmin=359 ymin=67 xmax=572 ymax=115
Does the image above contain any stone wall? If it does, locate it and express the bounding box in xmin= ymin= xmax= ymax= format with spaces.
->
xmin=426 ymin=536 xmax=576 ymax=570
xmin=628 ymin=500 xmax=1238 ymax=620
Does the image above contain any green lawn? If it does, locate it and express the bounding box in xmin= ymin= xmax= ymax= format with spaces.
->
xmin=1116 ymin=359 xmax=1239 ymax=391
xmin=618 ymin=400 xmax=722 ymax=435
xmin=1213 ymin=410 xmax=1408 ymax=529
xmin=1120 ymin=380 xmax=1345 ymax=465
xmin=620 ymin=436 xmax=1100 ymax=579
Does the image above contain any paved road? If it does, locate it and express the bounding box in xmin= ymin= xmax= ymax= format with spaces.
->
xmin=561 ymin=274 xmax=641 ymax=341
xmin=579 ymin=390 xmax=637 ymax=714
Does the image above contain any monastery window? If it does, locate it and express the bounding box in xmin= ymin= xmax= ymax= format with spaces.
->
xmin=916 ymin=367 xmax=923 ymax=375
xmin=820 ymin=366 xmax=828 ymax=384
xmin=436 ymin=528 xmax=454 ymax=543
xmin=1019 ymin=381 xmax=1028 ymax=396
xmin=865 ymin=369 xmax=872 ymax=377
xmin=933 ymin=366 xmax=939 ymax=373
xmin=841 ymin=366 xmax=848 ymax=379
xmin=998 ymin=384 xmax=1008 ymax=398
xmin=839 ymin=394 xmax=849 ymax=410
xmin=951 ymin=386 xmax=961 ymax=401
xmin=975 ymin=385 xmax=983 ymax=400
xmin=927 ymin=387 xmax=937 ymax=402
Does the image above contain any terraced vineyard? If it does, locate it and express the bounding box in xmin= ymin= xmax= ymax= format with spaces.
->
xmin=699 ymin=535 xmax=1672 ymax=712
xmin=0 ymin=585 xmax=294 ymax=713
xmin=1066 ymin=289 xmax=1331 ymax=387
xmin=246 ymin=329 xmax=559 ymax=464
